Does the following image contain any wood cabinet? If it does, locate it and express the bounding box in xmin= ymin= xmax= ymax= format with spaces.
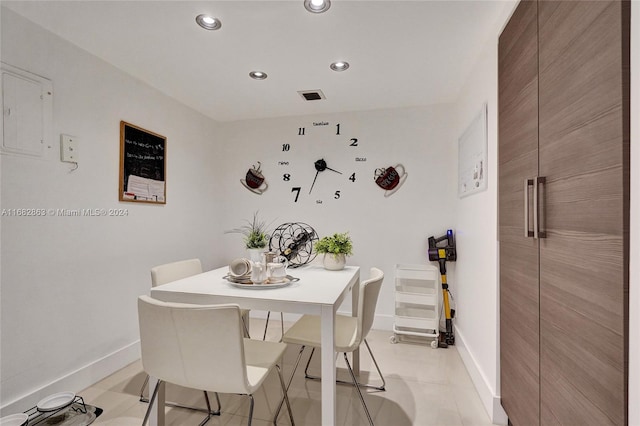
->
xmin=498 ymin=1 xmax=629 ymax=424
xmin=499 ymin=1 xmax=540 ymax=424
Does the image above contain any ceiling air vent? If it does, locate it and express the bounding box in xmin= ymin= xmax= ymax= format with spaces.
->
xmin=298 ymin=90 xmax=326 ymax=101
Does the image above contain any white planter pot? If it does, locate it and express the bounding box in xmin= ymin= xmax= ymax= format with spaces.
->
xmin=323 ymin=253 xmax=346 ymax=270
xmin=247 ymin=248 xmax=265 ymax=262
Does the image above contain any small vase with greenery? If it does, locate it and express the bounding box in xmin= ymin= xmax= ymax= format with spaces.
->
xmin=314 ymin=232 xmax=353 ymax=270
xmin=226 ymin=212 xmax=271 ymax=261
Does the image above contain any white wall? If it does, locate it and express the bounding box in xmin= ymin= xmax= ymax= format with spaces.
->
xmin=0 ymin=8 xmax=223 ymax=413
xmin=215 ymin=106 xmax=457 ymax=325
xmin=450 ymin=2 xmax=515 ymax=424
xmin=451 ymin=40 xmax=505 ymax=426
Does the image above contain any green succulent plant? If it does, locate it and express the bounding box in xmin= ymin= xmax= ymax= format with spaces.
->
xmin=314 ymin=232 xmax=353 ymax=257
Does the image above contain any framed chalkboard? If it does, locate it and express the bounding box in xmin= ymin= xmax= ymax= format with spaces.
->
xmin=119 ymin=121 xmax=166 ymax=204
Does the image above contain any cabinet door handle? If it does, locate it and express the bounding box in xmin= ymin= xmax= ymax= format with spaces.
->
xmin=535 ymin=176 xmax=546 ymax=239
xmin=524 ymin=178 xmax=534 ymax=238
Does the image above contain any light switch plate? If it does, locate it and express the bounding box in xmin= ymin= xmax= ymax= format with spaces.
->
xmin=60 ymin=134 xmax=78 ymax=162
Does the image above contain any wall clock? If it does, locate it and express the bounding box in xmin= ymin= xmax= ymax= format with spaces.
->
xmin=278 ymin=121 xmax=367 ymax=204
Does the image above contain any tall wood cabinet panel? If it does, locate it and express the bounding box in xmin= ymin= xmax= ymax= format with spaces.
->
xmin=538 ymin=1 xmax=629 ymax=424
xmin=498 ymin=1 xmax=540 ymax=425
xmin=498 ymin=1 xmax=629 ymax=424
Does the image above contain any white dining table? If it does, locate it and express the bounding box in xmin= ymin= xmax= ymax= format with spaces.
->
xmin=148 ymin=264 xmax=361 ymax=426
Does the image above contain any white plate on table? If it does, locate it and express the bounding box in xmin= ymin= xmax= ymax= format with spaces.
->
xmin=37 ymin=391 xmax=76 ymax=412
xmin=0 ymin=413 xmax=28 ymax=426
xmin=224 ymin=274 xmax=253 ymax=284
xmin=228 ymin=277 xmax=295 ymax=289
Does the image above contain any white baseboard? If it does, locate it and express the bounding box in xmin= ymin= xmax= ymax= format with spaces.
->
xmin=454 ymin=326 xmax=508 ymax=425
xmin=0 ymin=341 xmax=141 ymax=416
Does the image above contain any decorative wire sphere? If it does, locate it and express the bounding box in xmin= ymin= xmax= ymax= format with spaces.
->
xmin=269 ymin=222 xmax=318 ymax=268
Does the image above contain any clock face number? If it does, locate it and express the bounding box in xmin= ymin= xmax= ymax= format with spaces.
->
xmin=291 ymin=187 xmax=301 ymax=202
xmin=283 ymin=173 xmax=291 ymax=181
xmin=349 ymin=138 xmax=358 ymax=146
xmin=349 ymin=173 xmax=356 ymax=182
xmin=298 ymin=127 xmax=305 ymax=136
xmin=282 ymin=143 xmax=290 ymax=152
xmin=336 ymin=124 xmax=341 ymax=135
xmin=334 ymin=190 xmax=341 ymax=199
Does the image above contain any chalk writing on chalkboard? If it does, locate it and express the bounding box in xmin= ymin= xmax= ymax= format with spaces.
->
xmin=119 ymin=121 xmax=167 ymax=204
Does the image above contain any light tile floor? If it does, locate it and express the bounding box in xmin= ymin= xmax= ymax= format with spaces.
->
xmin=85 ymin=318 xmax=495 ymax=426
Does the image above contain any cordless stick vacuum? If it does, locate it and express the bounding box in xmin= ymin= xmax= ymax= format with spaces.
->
xmin=428 ymin=229 xmax=457 ymax=348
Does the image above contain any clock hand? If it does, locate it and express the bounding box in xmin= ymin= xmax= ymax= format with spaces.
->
xmin=314 ymin=159 xmax=327 ymax=171
xmin=309 ymin=170 xmax=320 ymax=194
xmin=315 ymin=159 xmax=342 ymax=174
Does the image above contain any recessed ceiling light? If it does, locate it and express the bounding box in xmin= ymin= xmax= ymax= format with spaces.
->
xmin=249 ymin=71 xmax=268 ymax=80
xmin=195 ymin=14 xmax=221 ymax=30
xmin=304 ymin=0 xmax=331 ymax=14
xmin=330 ymin=61 xmax=350 ymax=72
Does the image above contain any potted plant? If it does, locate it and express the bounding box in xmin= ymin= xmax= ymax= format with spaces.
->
xmin=226 ymin=211 xmax=271 ymax=261
xmin=314 ymin=232 xmax=353 ymax=270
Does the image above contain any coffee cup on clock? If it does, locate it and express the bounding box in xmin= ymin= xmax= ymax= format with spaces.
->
xmin=374 ymin=164 xmax=407 ymax=196
xmin=242 ymin=162 xmax=268 ymax=194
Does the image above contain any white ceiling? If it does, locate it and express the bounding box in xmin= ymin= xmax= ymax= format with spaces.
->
xmin=3 ymin=1 xmax=507 ymax=122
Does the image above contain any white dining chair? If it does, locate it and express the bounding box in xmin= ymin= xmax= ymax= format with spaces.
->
xmin=138 ymin=296 xmax=295 ymax=426
xmin=273 ymin=267 xmax=385 ymax=426
xmin=151 ymin=258 xmax=203 ymax=286
xmin=152 ymin=259 xmax=251 ymax=336
xmin=139 ymin=259 xmax=250 ymax=417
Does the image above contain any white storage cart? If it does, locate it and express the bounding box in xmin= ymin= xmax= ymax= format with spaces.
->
xmin=390 ymin=264 xmax=440 ymax=348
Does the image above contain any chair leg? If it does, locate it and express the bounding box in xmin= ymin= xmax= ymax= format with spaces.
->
xmin=263 ymin=312 xmax=285 ymax=342
xmin=273 ymin=345 xmax=306 ymax=424
xmin=304 ymin=340 xmax=386 ymax=391
xmin=203 ymin=389 xmax=222 ymax=415
xmin=140 ymin=374 xmax=222 ymax=418
xmin=139 ymin=374 xmax=150 ymax=401
xmin=242 ymin=316 xmax=251 ymax=338
xmin=302 ymin=347 xmax=316 ymax=378
xmin=280 ymin=312 xmax=284 ymax=342
xmin=263 ymin=311 xmax=271 ymax=340
xmin=344 ymin=353 xmax=374 ymax=426
xmin=247 ymin=395 xmax=255 ymax=426
xmin=196 ymin=391 xmax=214 ymax=426
xmin=142 ymin=379 xmax=162 ymax=426
xmin=213 ymin=392 xmax=222 ymax=413
xmin=276 ymin=365 xmax=295 ymax=426
xmin=363 ymin=339 xmax=386 ymax=391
